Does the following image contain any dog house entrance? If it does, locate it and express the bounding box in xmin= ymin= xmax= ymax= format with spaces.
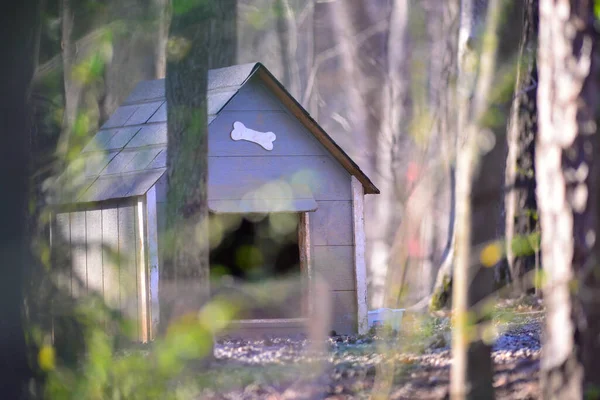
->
xmin=209 ymin=213 xmax=306 ymax=319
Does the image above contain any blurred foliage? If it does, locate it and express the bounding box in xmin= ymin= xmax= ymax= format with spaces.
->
xmin=41 ymin=293 xmax=239 ymax=399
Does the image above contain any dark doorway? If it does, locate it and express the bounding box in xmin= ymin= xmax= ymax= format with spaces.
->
xmin=209 ymin=213 xmax=300 ymax=281
xmin=209 ymin=213 xmax=303 ymax=319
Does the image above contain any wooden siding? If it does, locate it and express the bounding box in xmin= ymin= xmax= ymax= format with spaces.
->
xmin=208 ymin=156 xmax=351 ymax=201
xmin=312 ymin=245 xmax=355 ymax=291
xmin=331 ymin=291 xmax=358 ymax=334
xmin=86 ymin=210 xmax=103 ymax=294
xmin=309 ymin=201 xmax=354 ymax=245
xmin=351 ymin=176 xmax=368 ymax=334
xmin=310 ymin=199 xmax=358 ymax=335
xmin=210 ymin=112 xmax=327 ymax=157
xmin=147 ymin=74 xmax=363 ymax=335
xmin=70 ymin=211 xmax=87 ymax=297
xmin=102 ymin=207 xmax=120 ymax=309
xmin=208 ymin=77 xmax=352 ymax=204
xmin=154 ymin=173 xmax=167 ymax=204
xmin=254 ymin=67 xmax=379 ymax=194
xmin=53 ymin=200 xmax=149 ymax=341
xmin=53 ymin=213 xmax=72 ymax=294
xmin=146 ymin=187 xmax=160 ymax=339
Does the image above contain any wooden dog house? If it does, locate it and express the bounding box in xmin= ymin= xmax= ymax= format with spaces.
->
xmin=50 ymin=63 xmax=379 ymax=340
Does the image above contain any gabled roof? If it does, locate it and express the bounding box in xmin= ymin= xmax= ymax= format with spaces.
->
xmin=51 ymin=63 xmax=378 ymax=205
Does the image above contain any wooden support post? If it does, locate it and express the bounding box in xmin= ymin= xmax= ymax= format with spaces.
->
xmin=136 ymin=197 xmax=149 ymax=342
xmin=352 ymin=176 xmax=368 ymax=334
xmin=145 ymin=187 xmax=160 ymax=341
xmin=299 ymin=212 xmax=313 ymax=317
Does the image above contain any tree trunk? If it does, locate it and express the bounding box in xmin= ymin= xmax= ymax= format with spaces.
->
xmin=159 ymin=1 xmax=236 ymax=346
xmin=371 ymin=0 xmax=409 ymax=309
xmin=504 ymin=0 xmax=539 ymax=294
xmin=428 ymin=0 xmax=460 ymax=311
xmin=537 ymin=0 xmax=600 ymax=397
xmin=450 ymin=0 xmax=502 ymax=398
xmin=57 ymin=0 xmax=80 ymax=157
xmin=154 ymin=0 xmax=170 ymax=79
xmin=275 ymin=0 xmax=301 ymax=98
xmin=0 ymin=0 xmax=39 ymax=396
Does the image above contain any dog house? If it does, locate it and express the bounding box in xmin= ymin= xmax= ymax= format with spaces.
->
xmin=49 ymin=63 xmax=379 ymax=341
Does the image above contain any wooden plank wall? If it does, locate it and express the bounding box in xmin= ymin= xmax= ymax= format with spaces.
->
xmin=208 ymin=78 xmax=359 ymax=335
xmin=53 ymin=200 xmax=148 ymax=341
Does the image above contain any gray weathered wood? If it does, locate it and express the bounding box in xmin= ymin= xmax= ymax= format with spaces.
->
xmin=208 ymin=156 xmax=351 ymax=201
xmin=309 ymin=201 xmax=353 ymax=245
xmin=331 ymin=291 xmax=357 ymax=334
xmin=135 ymin=198 xmax=149 ymax=342
xmin=153 ymin=174 xmax=167 ymax=204
xmin=54 ymin=212 xmax=72 ymax=294
xmin=118 ymin=203 xmax=138 ymax=339
xmin=85 ymin=210 xmax=103 ymax=294
xmin=208 ymin=198 xmax=317 ymax=214
xmin=146 ymin=188 xmax=160 ymax=339
xmin=70 ymin=211 xmax=87 ymax=297
xmin=102 ymin=206 xmax=120 ymax=309
xmin=351 ymin=176 xmax=368 ymax=334
xmin=299 ymin=212 xmax=312 ymax=317
xmin=209 ymin=111 xmax=327 ymax=157
xmin=312 ymin=245 xmax=355 ymax=291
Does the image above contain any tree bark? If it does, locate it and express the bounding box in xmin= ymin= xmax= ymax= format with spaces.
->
xmin=450 ymin=0 xmax=501 ymax=398
xmin=371 ymin=0 xmax=409 ymax=309
xmin=428 ymin=0 xmax=460 ymax=311
xmin=160 ymin=1 xmax=237 ymax=346
xmin=57 ymin=0 xmax=81 ymax=157
xmin=504 ymin=0 xmax=539 ymax=294
xmin=537 ymin=0 xmax=600 ymax=397
xmin=275 ymin=0 xmax=301 ymax=98
xmin=0 ymin=0 xmax=39 ymax=396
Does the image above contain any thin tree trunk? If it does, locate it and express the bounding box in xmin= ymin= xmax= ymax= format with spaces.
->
xmin=372 ymin=0 xmax=409 ymax=309
xmin=537 ymin=0 xmax=600 ymax=397
xmin=154 ymin=0 xmax=170 ymax=79
xmin=504 ymin=0 xmax=538 ymax=294
xmin=57 ymin=0 xmax=80 ymax=157
xmin=328 ymin=0 xmax=369 ymax=165
xmin=450 ymin=0 xmax=502 ymax=398
xmin=428 ymin=0 xmax=460 ymax=311
xmin=275 ymin=0 xmax=301 ymax=98
xmin=0 ymin=0 xmax=39 ymax=396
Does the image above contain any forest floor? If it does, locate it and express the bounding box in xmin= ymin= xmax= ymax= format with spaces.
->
xmin=191 ymin=296 xmax=544 ymax=399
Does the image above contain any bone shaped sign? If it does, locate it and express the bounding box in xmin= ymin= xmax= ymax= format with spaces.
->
xmin=230 ymin=121 xmax=276 ymax=151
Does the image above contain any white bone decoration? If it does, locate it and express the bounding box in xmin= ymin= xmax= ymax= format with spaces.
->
xmin=230 ymin=121 xmax=276 ymax=151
